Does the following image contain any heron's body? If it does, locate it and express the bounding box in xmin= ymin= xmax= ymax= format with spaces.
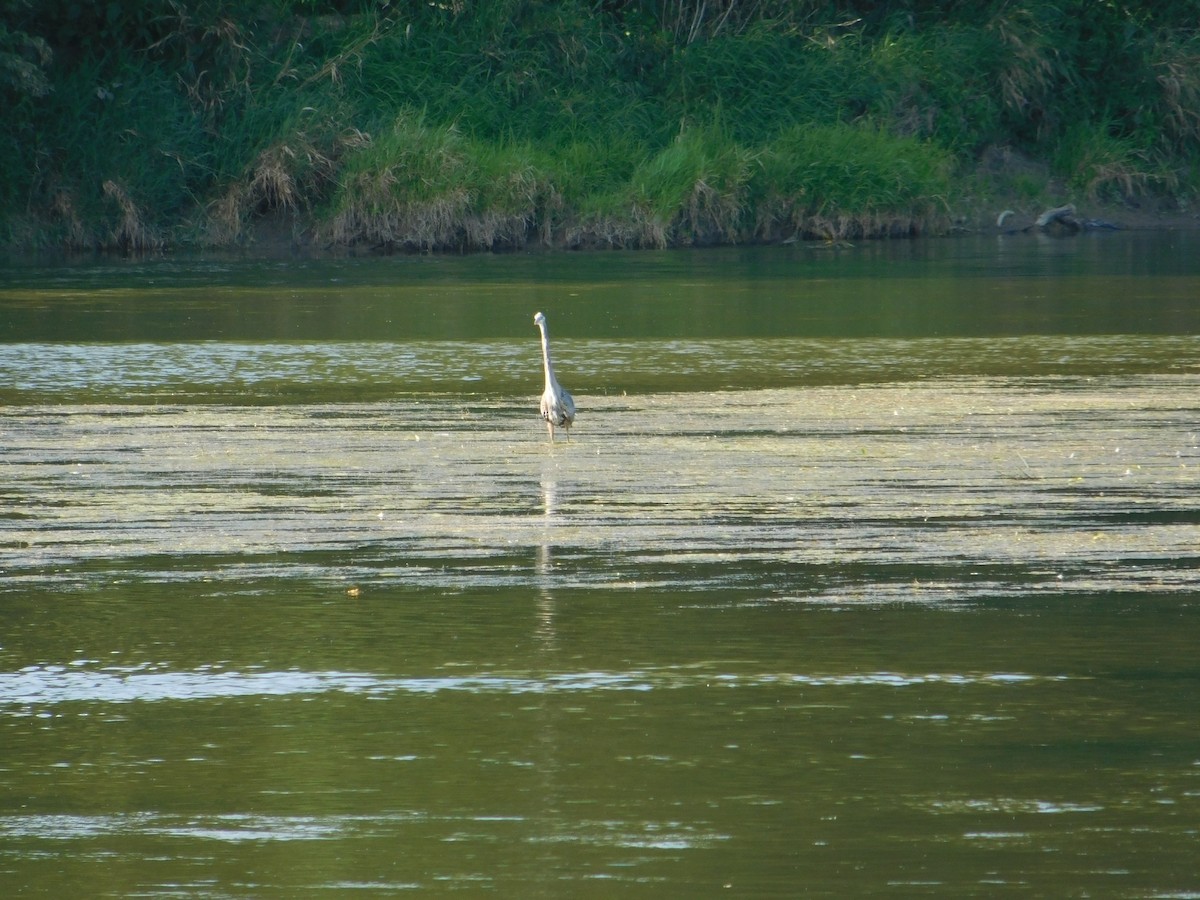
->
xmin=534 ymin=311 xmax=575 ymax=441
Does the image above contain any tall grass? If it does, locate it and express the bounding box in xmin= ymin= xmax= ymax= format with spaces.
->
xmin=325 ymin=112 xmax=569 ymax=251
xmin=624 ymin=126 xmax=756 ymax=247
xmin=757 ymin=122 xmax=952 ymax=239
xmin=1053 ymin=121 xmax=1175 ymax=200
xmin=323 ymin=116 xmax=950 ymax=251
xmin=10 ymin=53 xmax=209 ymax=249
xmin=2 ymin=0 xmax=1198 ymax=252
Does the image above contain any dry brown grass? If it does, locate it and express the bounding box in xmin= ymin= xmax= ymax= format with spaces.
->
xmin=1154 ymin=45 xmax=1200 ymax=151
xmin=101 ymin=179 xmax=162 ymax=252
xmin=49 ymin=190 xmax=93 ymax=249
xmin=201 ymin=127 xmax=367 ymax=247
xmin=323 ymin=183 xmax=475 ymax=251
xmin=987 ymin=6 xmax=1056 ymax=139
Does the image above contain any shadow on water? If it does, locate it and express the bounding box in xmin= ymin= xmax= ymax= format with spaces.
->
xmin=3 ymin=232 xmax=1200 ymax=343
xmin=2 ymin=235 xmax=1200 ymax=897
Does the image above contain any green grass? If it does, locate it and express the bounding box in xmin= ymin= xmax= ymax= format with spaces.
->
xmin=1053 ymin=121 xmax=1176 ymax=201
xmin=757 ymin=122 xmax=953 ymax=238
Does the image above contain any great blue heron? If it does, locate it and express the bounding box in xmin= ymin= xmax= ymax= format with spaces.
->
xmin=534 ymin=311 xmax=575 ymax=442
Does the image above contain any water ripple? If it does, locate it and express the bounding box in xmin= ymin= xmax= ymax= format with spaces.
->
xmin=0 ymin=664 xmax=1063 ymax=706
xmin=2 ymin=335 xmax=1199 ymax=402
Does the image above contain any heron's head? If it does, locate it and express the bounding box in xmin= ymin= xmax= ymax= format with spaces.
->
xmin=533 ymin=311 xmax=546 ymax=327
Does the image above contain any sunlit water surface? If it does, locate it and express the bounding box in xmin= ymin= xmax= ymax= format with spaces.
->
xmin=2 ymin=234 xmax=1199 ymax=897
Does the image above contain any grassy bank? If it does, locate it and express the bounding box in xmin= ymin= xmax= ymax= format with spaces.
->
xmin=2 ymin=1 xmax=1198 ymax=253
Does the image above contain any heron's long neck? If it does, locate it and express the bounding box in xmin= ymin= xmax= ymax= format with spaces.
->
xmin=539 ymin=327 xmax=557 ymax=387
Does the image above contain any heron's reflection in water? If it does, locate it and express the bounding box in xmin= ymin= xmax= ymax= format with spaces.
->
xmin=531 ymin=468 xmax=569 ymax=860
xmin=536 ymin=472 xmax=559 ymax=647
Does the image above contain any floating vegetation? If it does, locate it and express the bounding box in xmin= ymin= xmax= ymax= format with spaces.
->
xmin=4 ymin=377 xmax=1197 ymax=600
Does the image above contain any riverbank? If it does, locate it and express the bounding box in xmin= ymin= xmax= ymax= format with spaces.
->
xmin=234 ymin=144 xmax=1200 ymax=258
xmin=229 ymin=197 xmax=1200 ymax=260
xmin=3 ymin=2 xmax=1197 ymax=255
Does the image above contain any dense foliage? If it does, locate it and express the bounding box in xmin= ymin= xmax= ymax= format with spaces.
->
xmin=2 ymin=0 xmax=1197 ymax=251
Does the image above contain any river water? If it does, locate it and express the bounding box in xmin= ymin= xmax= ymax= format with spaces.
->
xmin=1 ymin=233 xmax=1199 ymax=897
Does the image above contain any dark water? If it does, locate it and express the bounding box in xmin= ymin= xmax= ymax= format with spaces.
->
xmin=2 ymin=233 xmax=1199 ymax=897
